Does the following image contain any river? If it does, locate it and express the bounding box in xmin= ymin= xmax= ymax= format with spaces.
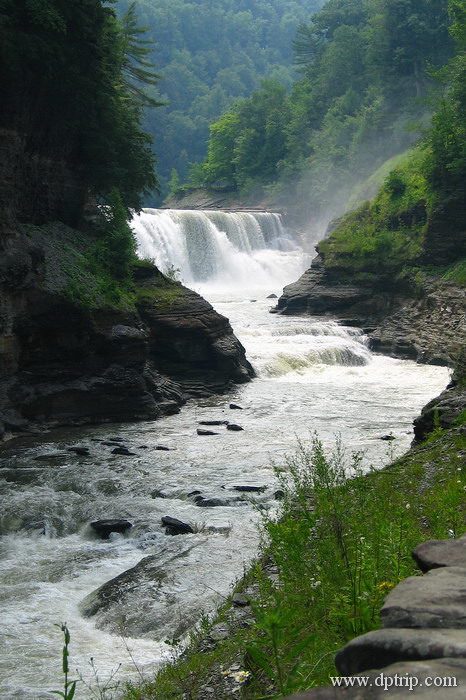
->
xmin=0 ymin=210 xmax=450 ymax=698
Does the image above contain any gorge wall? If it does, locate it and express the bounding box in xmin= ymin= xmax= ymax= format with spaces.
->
xmin=0 ymin=222 xmax=253 ymax=440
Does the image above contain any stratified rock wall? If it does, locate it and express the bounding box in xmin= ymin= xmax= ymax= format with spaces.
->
xmin=0 ymin=128 xmax=87 ymax=228
xmin=276 ymin=254 xmax=465 ymax=367
xmin=0 ymin=225 xmax=253 ymax=439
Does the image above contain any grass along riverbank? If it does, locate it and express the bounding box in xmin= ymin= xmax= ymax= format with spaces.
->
xmin=122 ymin=419 xmax=466 ymax=699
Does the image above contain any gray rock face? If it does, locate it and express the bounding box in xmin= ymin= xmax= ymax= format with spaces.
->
xmin=380 ymin=567 xmax=466 ymax=629
xmin=284 ymin=658 xmax=466 ymax=698
xmin=276 ymin=253 xmax=465 ymax=368
xmin=0 ymin=225 xmax=254 ymax=437
xmin=275 ymin=255 xmax=391 ymax=323
xmin=413 ymin=352 xmax=466 ymax=441
xmin=79 ymin=539 xmax=204 ymax=639
xmin=412 ymin=538 xmax=466 ymax=573
xmin=336 ymin=628 xmax=466 ymax=675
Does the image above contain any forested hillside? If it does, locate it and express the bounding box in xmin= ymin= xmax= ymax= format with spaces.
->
xmin=115 ymin=0 xmax=324 ymax=201
xmin=193 ymin=0 xmax=454 ymax=228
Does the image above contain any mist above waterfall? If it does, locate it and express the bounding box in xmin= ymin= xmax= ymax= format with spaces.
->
xmin=131 ymin=209 xmax=309 ymax=290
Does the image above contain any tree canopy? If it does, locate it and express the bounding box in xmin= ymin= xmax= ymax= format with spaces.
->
xmin=193 ymin=0 xmax=454 ymax=224
xmin=0 ymin=0 xmax=159 ymax=214
xmin=115 ymin=0 xmax=325 ymax=201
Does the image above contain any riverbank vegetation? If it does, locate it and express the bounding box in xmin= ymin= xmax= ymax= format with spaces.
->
xmin=318 ymin=0 xmax=466 ymax=278
xmin=123 ymin=418 xmax=466 ymax=699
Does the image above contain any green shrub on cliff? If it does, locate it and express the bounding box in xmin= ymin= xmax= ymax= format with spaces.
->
xmin=318 ymin=149 xmax=429 ymax=270
xmin=316 ymin=0 xmax=466 ymax=276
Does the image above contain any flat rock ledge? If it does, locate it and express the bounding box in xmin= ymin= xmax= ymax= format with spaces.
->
xmin=285 ymin=534 xmax=466 ymax=697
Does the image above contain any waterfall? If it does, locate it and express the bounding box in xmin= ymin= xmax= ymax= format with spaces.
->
xmin=131 ymin=209 xmax=307 ymax=289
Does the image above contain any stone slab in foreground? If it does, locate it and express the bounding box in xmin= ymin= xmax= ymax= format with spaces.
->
xmin=284 ymin=657 xmax=466 ymax=698
xmin=412 ymin=537 xmax=466 ymax=573
xmin=381 ymin=567 xmax=466 ymax=629
xmin=336 ymin=628 xmax=466 ymax=675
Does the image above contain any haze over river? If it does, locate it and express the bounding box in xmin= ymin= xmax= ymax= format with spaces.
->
xmin=0 ymin=211 xmax=450 ymax=698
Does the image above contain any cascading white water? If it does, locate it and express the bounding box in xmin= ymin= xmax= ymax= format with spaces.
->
xmin=131 ymin=209 xmax=307 ymax=288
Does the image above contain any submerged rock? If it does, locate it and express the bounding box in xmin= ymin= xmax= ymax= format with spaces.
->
xmin=227 ymin=424 xmax=244 ymax=431
xmin=197 ymin=428 xmax=219 ymax=436
xmin=79 ymin=539 xmax=203 ymax=639
xmin=232 ymin=485 xmax=266 ymax=492
xmin=229 ymin=403 xmax=243 ymax=410
xmin=195 ymin=498 xmax=227 ymax=508
xmin=67 ymin=446 xmax=90 ymax=455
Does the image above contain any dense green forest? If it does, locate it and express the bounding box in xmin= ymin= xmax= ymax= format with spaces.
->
xmin=321 ymin=0 xmax=466 ymax=271
xmin=115 ymin=0 xmax=324 ymax=201
xmin=0 ymin=0 xmax=158 ymax=214
xmin=192 ymin=0 xmax=455 ymax=227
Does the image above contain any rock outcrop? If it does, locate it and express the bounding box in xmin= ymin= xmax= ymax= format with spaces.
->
xmin=0 ymin=224 xmax=253 ymax=439
xmin=275 ymin=253 xmax=465 ymax=368
xmin=413 ymin=352 xmax=466 ymax=441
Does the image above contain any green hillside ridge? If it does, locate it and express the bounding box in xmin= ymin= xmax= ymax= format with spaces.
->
xmin=115 ymin=0 xmax=324 ymax=201
xmin=185 ymin=0 xmax=454 ymax=228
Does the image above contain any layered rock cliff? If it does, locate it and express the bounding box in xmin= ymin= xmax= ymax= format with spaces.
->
xmin=275 ymin=240 xmax=465 ymax=440
xmin=0 ymin=223 xmax=253 ymax=440
xmin=275 ymin=251 xmax=465 ymax=368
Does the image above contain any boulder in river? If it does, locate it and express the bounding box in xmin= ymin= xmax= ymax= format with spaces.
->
xmin=227 ymin=424 xmax=244 ymax=431
xmin=232 ymin=485 xmax=266 ymax=492
xmin=111 ymin=446 xmax=136 ymax=455
xmin=90 ymin=519 xmax=133 ymax=539
xmin=161 ymin=516 xmax=194 ymax=535
xmin=197 ymin=428 xmax=219 ymax=436
xmin=67 ymin=447 xmax=90 ymax=456
xmin=199 ymin=420 xmax=229 ymax=426
xmin=266 ymin=293 xmax=278 ymax=299
xmin=229 ymin=403 xmax=243 ymax=410
xmin=196 ymin=498 xmax=227 ymax=508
